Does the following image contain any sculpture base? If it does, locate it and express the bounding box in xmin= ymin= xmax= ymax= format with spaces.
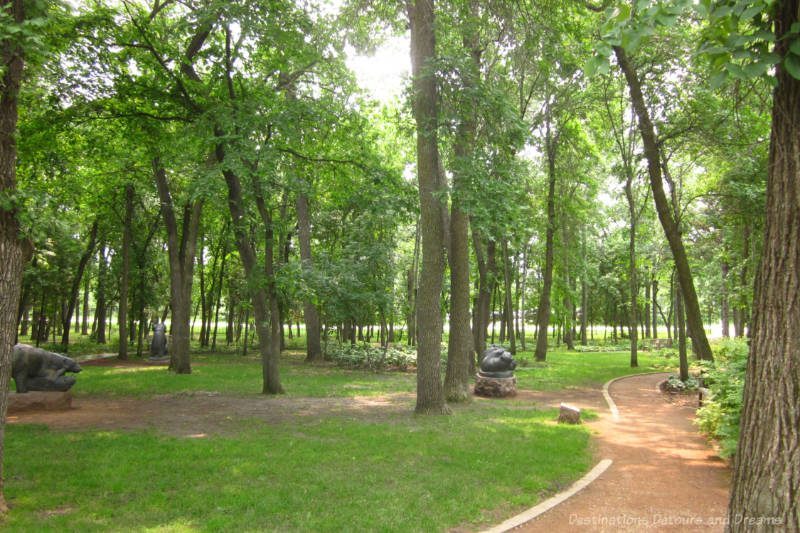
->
xmin=148 ymin=355 xmax=169 ymax=363
xmin=474 ymin=374 xmax=517 ymax=398
xmin=8 ymin=391 xmax=72 ymax=414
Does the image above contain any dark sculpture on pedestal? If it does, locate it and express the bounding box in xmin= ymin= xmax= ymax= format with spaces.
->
xmin=149 ymin=322 xmax=168 ymax=361
xmin=474 ymin=346 xmax=517 ymax=398
xmin=12 ymin=344 xmax=82 ymax=393
xmin=478 ymin=346 xmax=517 ymax=378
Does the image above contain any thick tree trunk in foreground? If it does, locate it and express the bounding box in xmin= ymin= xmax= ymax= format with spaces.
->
xmin=0 ymin=0 xmax=28 ymax=513
xmin=409 ymin=0 xmax=449 ymax=414
xmin=614 ymin=46 xmax=713 ymax=362
xmin=154 ymin=159 xmax=202 ymax=374
xmin=535 ymin=124 xmax=558 ymax=362
xmin=728 ymin=1 xmax=800 ymax=528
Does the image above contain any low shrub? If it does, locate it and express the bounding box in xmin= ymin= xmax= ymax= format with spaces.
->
xmin=695 ymin=338 xmax=748 ymax=459
xmin=573 ymin=343 xmax=631 ymax=353
xmin=664 ymin=373 xmax=699 ymax=392
xmin=325 ymin=343 xmax=418 ymax=370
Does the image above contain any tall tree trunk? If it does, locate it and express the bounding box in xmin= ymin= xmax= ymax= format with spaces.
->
xmin=624 ymin=177 xmax=638 ymax=367
xmin=93 ymin=249 xmax=108 ymax=344
xmin=409 ymin=0 xmax=449 ymax=414
xmin=580 ymin=277 xmax=588 ymax=345
xmin=216 ymin=134 xmax=283 ymax=394
xmin=614 ymin=46 xmax=713 ymax=362
xmin=676 ymin=287 xmax=688 ymax=381
xmin=118 ymin=183 xmax=134 ymax=359
xmin=502 ymin=241 xmax=516 ymax=355
xmin=535 ymin=121 xmax=558 ymax=362
xmin=728 ymin=2 xmax=800 ymax=527
xmin=721 ymin=258 xmax=730 ymax=338
xmin=153 ymin=158 xmax=202 ymax=374
xmin=0 ymin=0 xmax=29 ymax=512
xmin=652 ymin=279 xmax=658 ymax=339
xmin=561 ymin=226 xmax=575 ymax=351
xmin=519 ymin=245 xmax=528 ymax=351
xmin=735 ymin=224 xmax=750 ymax=337
xmin=471 ymin=228 xmax=493 ymax=360
xmin=644 ymin=272 xmax=651 ymax=338
xmin=60 ymin=219 xmax=99 ymax=352
xmin=296 ymin=191 xmax=322 ymax=362
xmin=444 ymin=14 xmax=479 ymax=401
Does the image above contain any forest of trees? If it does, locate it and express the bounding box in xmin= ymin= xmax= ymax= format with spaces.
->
xmin=1 ymin=0 xmax=797 ymax=527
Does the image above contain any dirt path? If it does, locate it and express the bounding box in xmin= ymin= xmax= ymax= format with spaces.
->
xmin=511 ymin=372 xmax=731 ymax=532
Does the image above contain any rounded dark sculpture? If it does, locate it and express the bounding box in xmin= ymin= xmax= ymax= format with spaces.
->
xmin=479 ymin=346 xmax=516 ymax=378
xmin=150 ymin=322 xmax=168 ymax=359
xmin=12 ymin=344 xmax=82 ymax=393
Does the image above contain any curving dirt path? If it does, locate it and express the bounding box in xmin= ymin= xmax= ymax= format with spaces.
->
xmin=509 ymin=372 xmax=731 ymax=532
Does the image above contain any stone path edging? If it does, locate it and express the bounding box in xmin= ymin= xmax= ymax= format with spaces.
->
xmin=602 ymin=371 xmax=668 ymax=421
xmin=481 ymin=459 xmax=614 ymax=533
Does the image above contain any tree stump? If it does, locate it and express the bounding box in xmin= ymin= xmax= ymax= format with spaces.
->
xmin=474 ymin=374 xmax=517 ymax=398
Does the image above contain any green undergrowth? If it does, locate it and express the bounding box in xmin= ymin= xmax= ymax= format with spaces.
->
xmin=3 ymin=404 xmax=591 ymax=533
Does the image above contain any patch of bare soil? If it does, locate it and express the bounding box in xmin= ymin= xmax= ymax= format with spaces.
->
xmin=7 ymin=392 xmax=418 ymax=438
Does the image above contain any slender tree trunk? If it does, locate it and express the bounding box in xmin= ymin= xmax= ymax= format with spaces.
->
xmin=211 ymin=243 xmax=226 ymax=350
xmin=625 ymin=177 xmax=638 ymax=367
xmin=60 ymin=220 xmax=99 ymax=352
xmin=81 ymin=270 xmax=90 ymax=336
xmin=409 ymin=0 xmax=448 ymax=414
xmin=728 ymin=2 xmax=800 ymax=527
xmin=471 ymin=228 xmax=493 ymax=360
xmin=735 ymin=225 xmax=750 ymax=337
xmin=93 ymin=249 xmax=108 ymax=344
xmin=502 ymin=240 xmax=516 ymax=355
xmin=677 ymin=287 xmax=688 ymax=381
xmin=520 ymin=245 xmax=528 ymax=351
xmin=644 ymin=273 xmax=651 ymax=339
xmin=581 ymin=277 xmax=588 ymax=345
xmin=535 ymin=121 xmax=558 ymax=362
xmin=216 ymin=136 xmax=283 ymax=394
xmin=295 ymin=190 xmax=322 ymax=362
xmin=0 ymin=0 xmax=29 ymax=511
xmin=614 ymin=46 xmax=713 ymax=362
xmin=118 ymin=183 xmax=134 ymax=359
xmin=652 ymin=279 xmax=658 ymax=339
xmin=153 ymin=158 xmax=202 ymax=374
xmin=721 ymin=259 xmax=730 ymax=338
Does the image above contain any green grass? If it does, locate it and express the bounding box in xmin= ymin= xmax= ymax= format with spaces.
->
xmin=512 ymin=348 xmax=676 ymax=390
xmin=3 ymin=404 xmax=590 ymax=532
xmin=74 ymin=353 xmax=417 ymax=399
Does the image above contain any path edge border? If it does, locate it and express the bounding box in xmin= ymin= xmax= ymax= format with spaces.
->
xmin=602 ymin=371 xmax=670 ymax=421
xmin=481 ymin=458 xmax=613 ymax=533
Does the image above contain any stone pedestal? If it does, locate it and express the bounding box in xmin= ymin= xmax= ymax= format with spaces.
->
xmin=148 ymin=355 xmax=169 ymax=363
xmin=8 ymin=391 xmax=72 ymax=414
xmin=474 ymin=373 xmax=517 ymax=398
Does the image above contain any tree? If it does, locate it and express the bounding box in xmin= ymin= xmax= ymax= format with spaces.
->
xmin=408 ymin=0 xmax=449 ymax=415
xmin=726 ymin=0 xmax=800 ymax=527
xmin=0 ymin=0 xmax=37 ymax=514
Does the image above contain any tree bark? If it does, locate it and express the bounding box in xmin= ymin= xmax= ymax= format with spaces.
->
xmin=0 ymin=0 xmax=28 ymax=512
xmin=502 ymin=240 xmax=517 ymax=354
xmin=614 ymin=46 xmax=713 ymax=362
xmin=409 ymin=0 xmax=449 ymax=414
xmin=153 ymin=158 xmax=202 ymax=374
xmin=728 ymin=1 xmax=800 ymax=527
xmin=721 ymin=258 xmax=730 ymax=338
xmin=93 ymin=249 xmax=108 ymax=344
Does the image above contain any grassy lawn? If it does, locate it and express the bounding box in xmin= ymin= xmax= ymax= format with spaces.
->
xmin=513 ymin=348 xmax=676 ymax=390
xmin=3 ymin=338 xmax=678 ymax=532
xmin=4 ymin=404 xmax=590 ymax=532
